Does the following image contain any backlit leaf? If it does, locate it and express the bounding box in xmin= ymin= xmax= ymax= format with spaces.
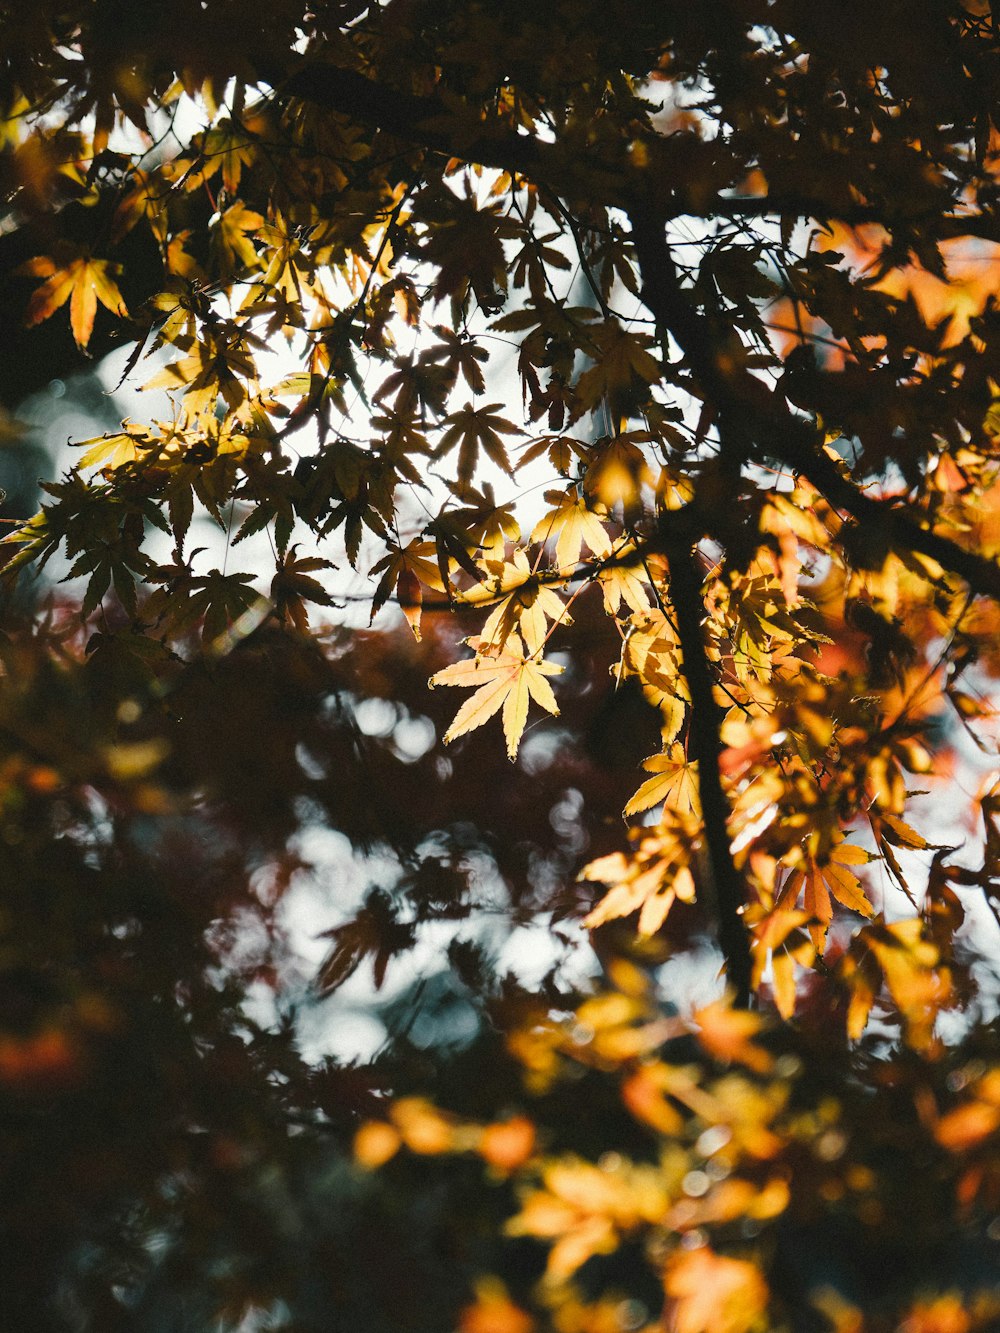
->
xmin=623 ymin=744 xmax=699 ymax=819
xmin=430 ymin=633 xmax=562 ymax=759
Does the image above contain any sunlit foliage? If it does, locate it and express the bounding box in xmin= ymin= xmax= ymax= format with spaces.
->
xmin=6 ymin=1 xmax=1000 ymax=1328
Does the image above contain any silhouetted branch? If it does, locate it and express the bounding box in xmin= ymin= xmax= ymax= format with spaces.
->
xmin=628 ymin=207 xmax=1000 ymax=603
xmin=662 ymin=523 xmax=752 ymax=1006
xmin=699 ymin=194 xmax=1000 ymax=244
xmin=277 ymin=62 xmax=632 ymax=209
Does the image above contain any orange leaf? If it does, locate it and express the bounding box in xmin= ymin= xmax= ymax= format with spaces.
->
xmin=934 ymin=1101 xmax=1000 ymax=1152
xmin=479 ymin=1116 xmax=536 ymax=1173
xmin=694 ymin=1000 xmax=774 ymax=1074
xmin=353 ymin=1120 xmax=402 ymax=1169
xmin=778 ymin=838 xmax=875 ymax=950
xmin=459 ymin=1281 xmax=534 ymax=1333
xmin=664 ymin=1246 xmax=769 ymax=1333
xmin=22 ymin=252 xmax=127 ymax=349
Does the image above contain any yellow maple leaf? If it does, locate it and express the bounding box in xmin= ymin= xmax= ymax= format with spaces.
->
xmin=212 ymin=201 xmax=265 ymax=275
xmin=869 ymin=919 xmax=944 ymax=1046
xmin=842 ymin=918 xmax=944 ymax=1045
xmin=623 ymin=744 xmax=699 ymax=819
xmin=694 ymin=1000 xmax=774 ymax=1074
xmin=73 ymin=420 xmax=159 ymax=472
xmin=749 ymin=906 xmax=815 ymax=1020
xmin=617 ymin=609 xmax=685 ymax=707
xmin=598 ymin=558 xmax=652 ymax=616
xmin=582 ymin=433 xmax=653 ymax=512
xmin=581 ymin=819 xmax=697 ymax=935
xmin=529 ymin=489 xmax=612 ymax=573
xmin=430 ymin=633 xmax=562 ymax=760
xmin=369 ymin=539 xmax=446 ymax=640
xmin=143 ymin=335 xmax=256 ymax=416
xmin=507 ymin=1155 xmax=669 ymax=1281
xmin=461 ymin=550 xmax=569 ymax=654
xmin=22 ymin=251 xmax=127 ymax=349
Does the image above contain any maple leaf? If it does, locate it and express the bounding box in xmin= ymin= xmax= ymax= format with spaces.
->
xmin=22 ymin=250 xmax=127 ymax=349
xmin=693 ymin=1000 xmax=774 ymax=1074
xmin=590 ymin=858 xmax=695 ymax=937
xmin=143 ymin=334 xmax=258 ymax=416
xmin=509 ymin=227 xmax=573 ymax=299
xmin=582 ymin=433 xmax=655 ymax=520
xmin=0 ymin=508 xmax=59 ymax=579
xmin=429 ymin=633 xmax=562 ymax=760
xmin=369 ymin=539 xmax=446 ymax=639
xmin=173 ymin=120 xmax=256 ymax=194
xmin=375 ymin=353 xmax=451 ymax=419
xmin=749 ymin=906 xmax=815 ymax=1019
xmin=423 ymin=511 xmax=488 ymax=591
xmin=437 ymin=402 xmax=521 ymax=489
xmin=65 ymin=539 xmax=150 ymax=618
xmin=211 ymin=201 xmax=265 ymax=276
xmin=419 ymin=192 xmax=509 ymax=308
xmin=516 ymin=433 xmax=591 ymax=477
xmin=74 ymin=421 xmax=160 ymax=472
xmin=506 ymin=1155 xmax=669 ymax=1281
xmin=623 ymin=744 xmax=699 ymax=819
xmin=582 ymin=819 xmax=697 ymax=935
xmin=530 ymin=489 xmax=612 ymax=573
xmin=270 ymin=547 xmax=338 ymax=633
xmin=446 ymin=484 xmax=521 ymax=563
xmin=617 ymin=609 xmax=684 ymax=710
xmin=867 ymin=808 xmax=946 ymax=900
xmin=420 ymin=326 xmax=489 ymax=396
xmin=167 ymin=568 xmax=264 ymax=646
xmin=842 ymin=918 xmax=943 ymax=1045
xmin=317 ymin=888 xmax=416 ymax=992
xmin=588 ymin=221 xmax=640 ymax=299
xmin=664 ymin=1245 xmax=769 ymax=1333
xmin=595 ymin=546 xmax=652 ymax=617
xmin=574 ymin=323 xmax=660 ymax=415
xmin=255 ymin=214 xmax=314 ymax=306
xmin=461 ymin=550 xmax=569 ymax=654
xmin=776 ymin=836 xmax=875 ymax=950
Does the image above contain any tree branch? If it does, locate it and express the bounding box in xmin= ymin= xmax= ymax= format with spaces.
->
xmin=278 ymin=63 xmax=632 ymax=209
xmin=278 ymin=65 xmax=1000 ymax=254
xmin=778 ymin=431 xmax=1000 ymax=600
xmin=696 ymin=194 xmax=1000 ymax=245
xmin=628 ymin=207 xmax=1000 ymax=602
xmin=662 ymin=523 xmax=752 ymax=1006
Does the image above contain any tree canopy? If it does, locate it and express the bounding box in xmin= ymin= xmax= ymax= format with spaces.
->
xmin=7 ymin=3 xmax=1000 ymax=1330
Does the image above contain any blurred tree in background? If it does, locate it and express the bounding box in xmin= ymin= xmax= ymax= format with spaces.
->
xmin=8 ymin=3 xmax=1000 ymax=1330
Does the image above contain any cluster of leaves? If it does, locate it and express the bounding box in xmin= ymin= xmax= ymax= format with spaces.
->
xmin=6 ymin=0 xmax=1000 ymax=1019
xmin=356 ymin=970 xmax=1000 ymax=1333
xmin=8 ymin=0 xmax=1000 ymax=1328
